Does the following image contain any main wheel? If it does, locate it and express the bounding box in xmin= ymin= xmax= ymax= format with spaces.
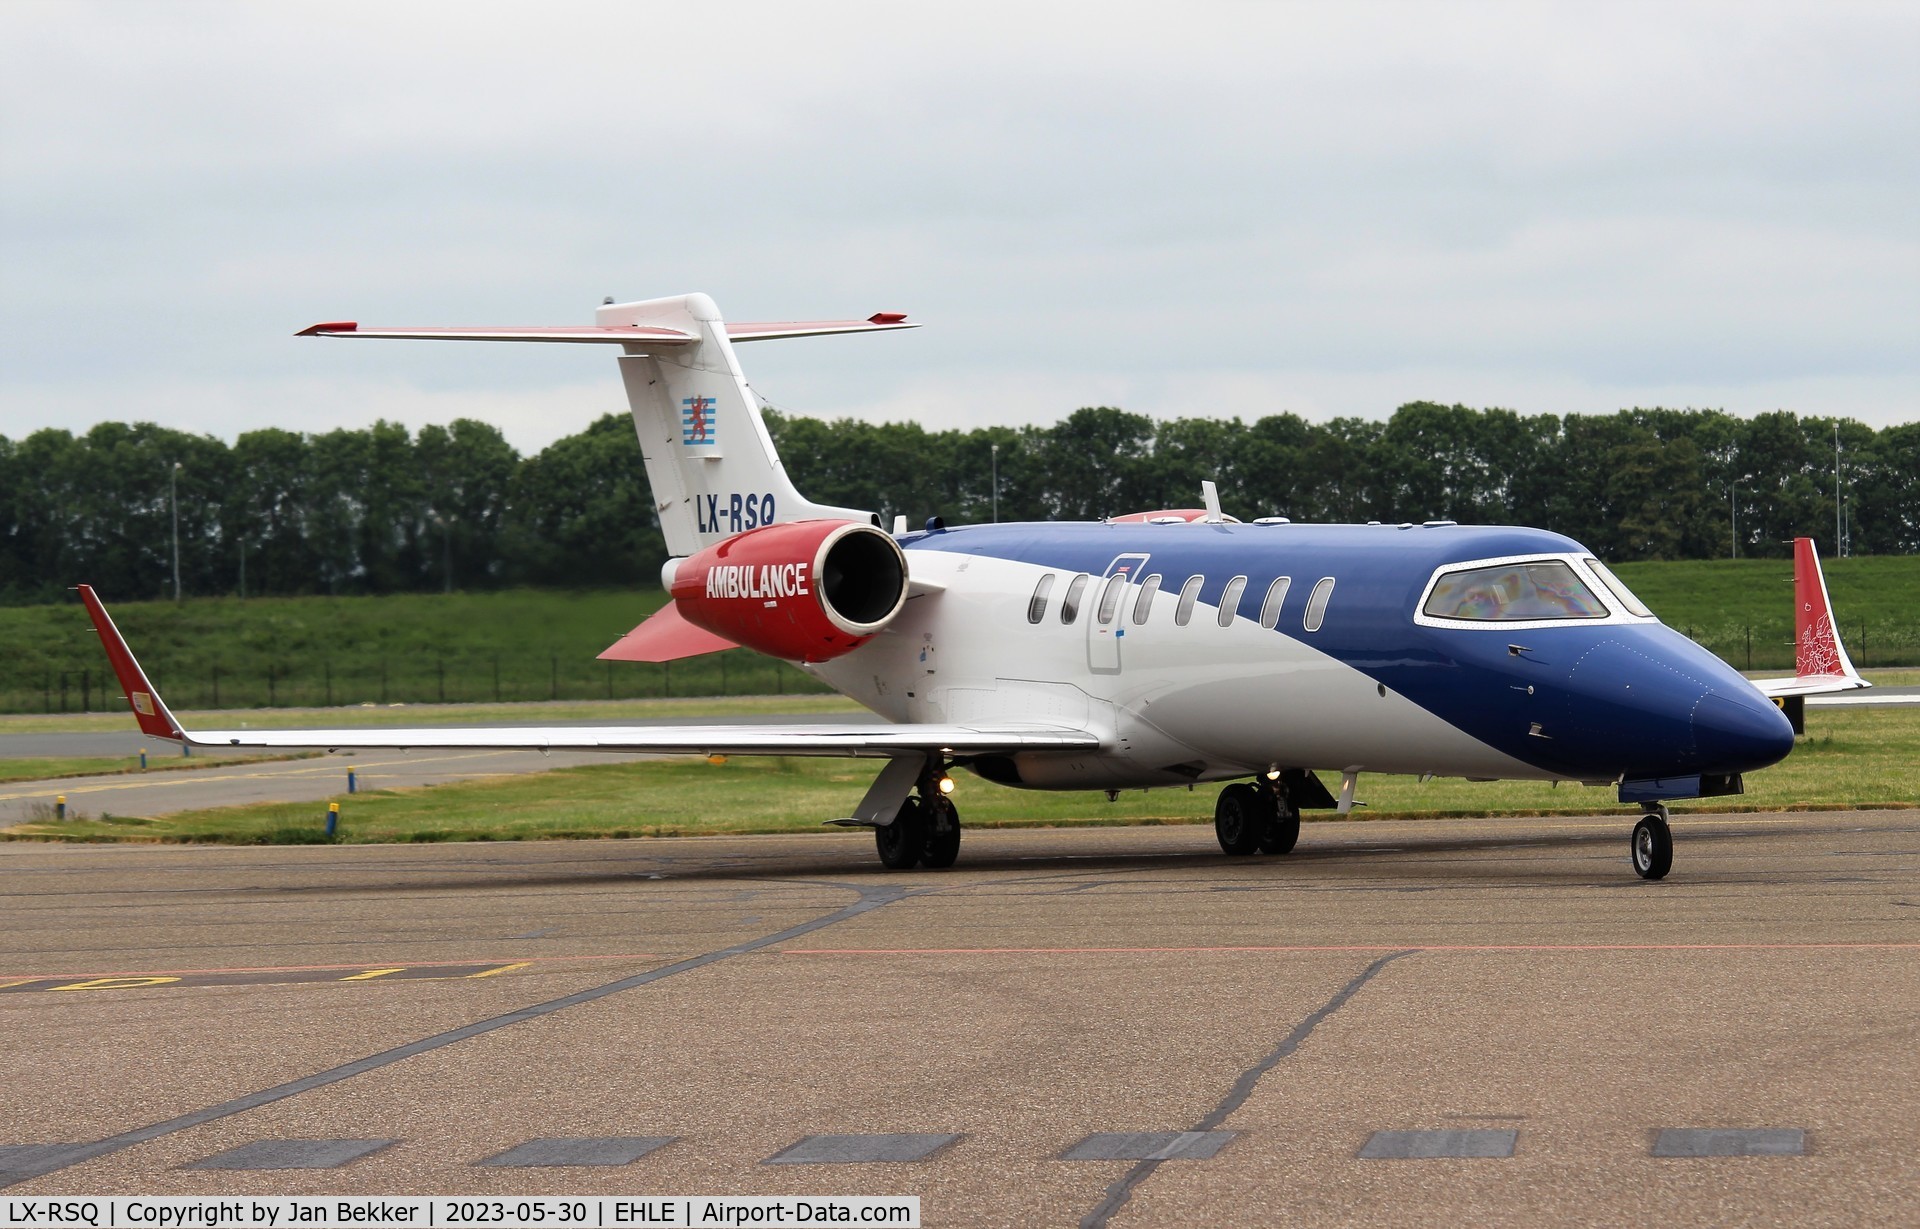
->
xmin=876 ymin=797 xmax=928 ymax=870
xmin=1259 ymin=802 xmax=1301 ymax=855
xmin=1215 ymin=783 xmax=1273 ymax=856
xmin=921 ymin=800 xmax=962 ymax=869
xmin=1631 ymin=812 xmax=1672 ymax=880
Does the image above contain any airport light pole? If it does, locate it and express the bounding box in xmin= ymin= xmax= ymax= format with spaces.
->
xmin=1729 ymin=481 xmax=1743 ymax=559
xmin=1834 ymin=423 xmax=1843 ymax=558
xmin=434 ymin=513 xmax=452 ymax=594
xmin=991 ymin=443 xmax=999 ymax=523
xmin=170 ymin=461 xmax=182 ymax=603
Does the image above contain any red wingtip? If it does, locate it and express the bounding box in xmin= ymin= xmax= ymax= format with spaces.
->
xmin=866 ymin=312 xmax=909 ymax=325
xmin=295 ymin=321 xmax=358 ymax=337
xmin=76 ymin=585 xmax=183 ymax=740
xmin=1792 ymin=537 xmax=1852 ymax=679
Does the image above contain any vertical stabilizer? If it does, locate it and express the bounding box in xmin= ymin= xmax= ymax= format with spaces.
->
xmin=600 ymin=294 xmax=875 ymax=557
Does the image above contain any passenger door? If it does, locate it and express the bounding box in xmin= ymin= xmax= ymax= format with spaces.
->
xmin=1088 ymin=553 xmax=1150 ymax=674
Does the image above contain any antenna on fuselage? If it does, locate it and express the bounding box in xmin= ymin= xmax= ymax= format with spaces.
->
xmin=1201 ymin=481 xmax=1224 ymax=524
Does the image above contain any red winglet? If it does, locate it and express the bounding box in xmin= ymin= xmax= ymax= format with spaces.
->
xmin=1792 ymin=537 xmax=1858 ymax=680
xmin=867 ymin=312 xmax=909 ymax=325
xmin=598 ymin=601 xmax=739 ymax=663
xmin=295 ymin=321 xmax=358 ymax=336
xmin=75 ymin=586 xmax=184 ymax=741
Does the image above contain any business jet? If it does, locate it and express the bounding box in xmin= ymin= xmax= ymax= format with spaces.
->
xmin=79 ymin=294 xmax=1868 ymax=880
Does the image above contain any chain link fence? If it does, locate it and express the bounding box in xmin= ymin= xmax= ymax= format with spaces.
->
xmin=1 ymin=648 xmax=830 ymax=715
xmin=7 ymin=622 xmax=1915 ymax=717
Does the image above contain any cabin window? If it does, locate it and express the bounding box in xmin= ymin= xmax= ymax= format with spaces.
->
xmin=1217 ymin=576 xmax=1248 ymax=627
xmin=1131 ymin=574 xmax=1162 ymax=625
xmin=1096 ymin=574 xmax=1127 ymax=625
xmin=1258 ymin=577 xmax=1291 ymax=629
xmin=1174 ymin=576 xmax=1204 ymax=626
xmin=1423 ymin=561 xmax=1607 ymax=622
xmin=1059 ymin=574 xmax=1090 ymax=624
xmin=1302 ymin=577 xmax=1336 ymax=632
xmin=1584 ymin=558 xmax=1652 ymax=618
xmin=1026 ymin=574 xmax=1056 ymax=624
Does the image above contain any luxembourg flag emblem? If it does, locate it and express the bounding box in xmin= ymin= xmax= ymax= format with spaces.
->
xmin=681 ymin=395 xmax=717 ymax=446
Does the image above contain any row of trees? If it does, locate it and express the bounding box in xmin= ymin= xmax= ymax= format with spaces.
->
xmin=2 ymin=404 xmax=1914 ymax=604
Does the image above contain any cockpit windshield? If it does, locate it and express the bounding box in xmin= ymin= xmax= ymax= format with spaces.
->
xmin=1423 ymin=560 xmax=1610 ymax=622
xmin=1584 ymin=557 xmax=1653 ymax=618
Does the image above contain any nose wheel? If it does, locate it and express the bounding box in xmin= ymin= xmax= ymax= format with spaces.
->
xmin=1631 ymin=807 xmax=1672 ymax=880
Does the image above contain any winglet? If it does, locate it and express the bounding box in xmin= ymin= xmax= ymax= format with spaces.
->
xmin=1793 ymin=537 xmax=1863 ymax=684
xmin=75 ymin=586 xmax=186 ymax=741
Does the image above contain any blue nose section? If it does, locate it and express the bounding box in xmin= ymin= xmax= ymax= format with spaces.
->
xmin=1692 ymin=689 xmax=1796 ymax=773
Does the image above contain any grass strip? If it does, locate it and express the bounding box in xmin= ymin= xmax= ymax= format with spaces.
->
xmin=0 ymin=693 xmax=864 ymax=735
xmin=9 ymin=707 xmax=1915 ymax=846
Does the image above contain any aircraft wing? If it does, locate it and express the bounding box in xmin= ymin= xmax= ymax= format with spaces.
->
xmin=76 ymin=586 xmax=1100 ymax=759
xmin=1746 ymin=538 xmax=1872 ymax=700
xmin=163 ymin=723 xmax=1096 ymax=756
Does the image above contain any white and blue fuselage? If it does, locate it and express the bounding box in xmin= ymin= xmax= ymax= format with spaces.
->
xmin=818 ymin=521 xmax=1795 ymax=796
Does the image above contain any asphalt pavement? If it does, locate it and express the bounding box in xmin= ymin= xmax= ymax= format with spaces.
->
xmin=1 ymin=811 xmax=1915 ymax=1225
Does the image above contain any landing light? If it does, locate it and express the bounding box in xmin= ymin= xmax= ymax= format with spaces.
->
xmin=937 ymin=775 xmax=955 ymax=794
xmin=1264 ymin=768 xmax=1281 ymax=781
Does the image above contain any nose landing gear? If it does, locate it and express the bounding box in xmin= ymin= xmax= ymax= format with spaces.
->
xmin=1631 ymin=805 xmax=1673 ymax=880
xmin=1215 ymin=777 xmax=1301 ymax=857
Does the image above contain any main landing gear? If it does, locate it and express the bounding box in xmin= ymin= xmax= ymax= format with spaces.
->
xmin=875 ymin=764 xmax=962 ymax=871
xmin=1631 ymin=805 xmax=1673 ymax=880
xmin=1214 ymin=778 xmax=1301 ymax=857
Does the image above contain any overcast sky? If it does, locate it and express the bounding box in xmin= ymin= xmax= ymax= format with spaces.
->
xmin=2 ymin=1 xmax=1915 ymax=453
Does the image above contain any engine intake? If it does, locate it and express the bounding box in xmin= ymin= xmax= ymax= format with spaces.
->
xmin=671 ymin=520 xmax=909 ymax=662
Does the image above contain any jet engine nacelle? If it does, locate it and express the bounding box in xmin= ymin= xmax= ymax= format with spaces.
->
xmin=670 ymin=520 xmax=909 ymax=663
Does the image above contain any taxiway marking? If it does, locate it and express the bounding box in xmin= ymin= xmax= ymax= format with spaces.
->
xmin=0 ymin=750 xmax=509 ymax=802
xmin=784 ymin=942 xmax=1920 ymax=955
xmin=0 ymin=961 xmax=534 ymax=993
xmin=0 ymin=952 xmax=662 ymax=980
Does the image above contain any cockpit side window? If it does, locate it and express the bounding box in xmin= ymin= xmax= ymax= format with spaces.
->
xmin=1423 ymin=560 xmax=1609 ymax=622
xmin=1585 ymin=558 xmax=1653 ymax=618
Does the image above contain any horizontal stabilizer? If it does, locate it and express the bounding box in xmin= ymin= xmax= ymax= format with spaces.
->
xmin=295 ymin=323 xmax=698 ymax=344
xmin=295 ymin=314 xmax=916 ymax=346
xmin=726 ymin=315 xmax=919 ymax=342
xmin=599 ymin=602 xmax=738 ymax=663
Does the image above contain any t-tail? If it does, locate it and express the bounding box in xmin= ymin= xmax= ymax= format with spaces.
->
xmin=597 ymin=294 xmax=889 ymax=562
xmin=297 ymin=294 xmax=917 ymax=563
